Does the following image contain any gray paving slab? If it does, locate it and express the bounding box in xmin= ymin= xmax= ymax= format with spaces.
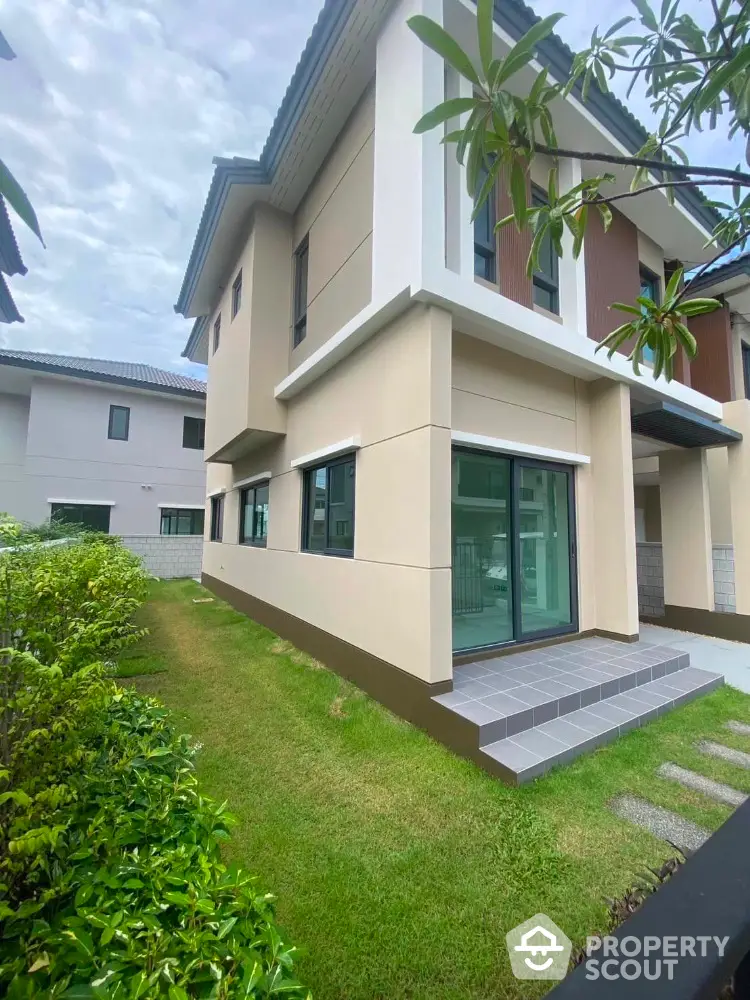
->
xmin=698 ymin=740 xmax=750 ymax=770
xmin=657 ymin=762 xmax=747 ymax=807
xmin=610 ymin=794 xmax=709 ymax=852
xmin=639 ymin=624 xmax=750 ymax=694
xmin=726 ymin=720 xmax=750 ymax=737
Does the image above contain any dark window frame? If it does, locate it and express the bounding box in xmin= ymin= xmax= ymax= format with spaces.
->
xmin=293 ymin=234 xmax=309 ymax=348
xmin=531 ymin=186 xmax=560 ymax=315
xmin=108 ymin=404 xmax=130 ymax=441
xmin=213 ymin=314 xmax=221 ymax=354
xmin=50 ymin=502 xmax=111 ymax=534
xmin=231 ymin=269 xmax=242 ymax=319
xmin=210 ymin=495 xmax=224 ymax=542
xmin=182 ymin=416 xmax=205 ymax=450
xmin=473 ymin=167 xmax=497 ymax=283
xmin=742 ymin=341 xmax=750 ymax=400
xmin=639 ymin=264 xmax=661 ymax=305
xmin=160 ymin=507 xmax=205 ymax=536
xmin=301 ymin=453 xmax=356 ymax=558
xmin=238 ymin=481 xmax=270 ymax=548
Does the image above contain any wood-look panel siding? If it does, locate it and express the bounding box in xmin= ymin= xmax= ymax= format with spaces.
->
xmin=585 ymin=207 xmax=641 ymax=353
xmin=497 ymin=167 xmax=533 ymax=308
xmin=686 ymin=302 xmax=733 ymax=402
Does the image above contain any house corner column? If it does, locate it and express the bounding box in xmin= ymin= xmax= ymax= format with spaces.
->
xmin=659 ymin=449 xmax=714 ymax=611
xmin=589 ymin=380 xmax=639 ymax=638
xmin=723 ymin=399 xmax=750 ymax=614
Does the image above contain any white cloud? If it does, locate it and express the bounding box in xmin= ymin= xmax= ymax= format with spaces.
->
xmin=0 ymin=0 xmax=742 ymax=378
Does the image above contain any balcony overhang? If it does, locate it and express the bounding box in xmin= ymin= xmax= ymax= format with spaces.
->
xmin=631 ymin=402 xmax=743 ymax=449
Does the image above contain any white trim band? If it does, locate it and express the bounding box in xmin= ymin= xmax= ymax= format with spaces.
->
xmin=157 ymin=503 xmax=205 ymax=510
xmin=451 ymin=431 xmax=590 ymax=466
xmin=232 ymin=471 xmax=272 ymax=490
xmin=47 ymin=498 xmax=116 ymax=506
xmin=290 ymin=437 xmax=361 ymax=470
xmin=206 ymin=487 xmax=227 ymax=499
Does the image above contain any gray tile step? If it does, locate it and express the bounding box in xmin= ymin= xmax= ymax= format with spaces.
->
xmin=478 ymin=668 xmax=723 ymax=785
xmin=434 ymin=638 xmax=690 ymax=745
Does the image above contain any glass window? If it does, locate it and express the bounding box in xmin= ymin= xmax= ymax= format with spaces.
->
xmin=231 ymin=269 xmax=242 ymax=319
xmin=293 ymin=235 xmax=309 ymax=347
xmin=531 ymin=187 xmax=559 ymax=314
xmin=50 ymin=503 xmax=111 ymax=533
xmin=210 ymin=495 xmax=224 ymax=541
xmin=160 ymin=507 xmax=205 ymax=536
xmin=302 ymin=455 xmax=355 ymax=556
xmin=639 ymin=266 xmax=660 ymax=364
xmin=108 ymin=404 xmax=130 ymax=441
xmin=473 ymin=167 xmax=496 ymax=282
xmin=183 ymin=416 xmax=205 ymax=450
xmin=743 ymin=342 xmax=750 ymax=399
xmin=213 ymin=314 xmax=221 ymax=353
xmin=239 ymin=482 xmax=269 ymax=547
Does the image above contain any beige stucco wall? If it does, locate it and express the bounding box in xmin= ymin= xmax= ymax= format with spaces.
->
xmin=724 ymin=400 xmax=750 ymax=613
xmin=660 ymin=449 xmax=714 ymax=610
xmin=203 ymin=304 xmax=453 ymax=684
xmin=706 ymin=446 xmax=733 ymax=545
xmin=291 ymin=85 xmax=375 ymax=367
xmin=634 ymin=484 xmax=662 ymax=543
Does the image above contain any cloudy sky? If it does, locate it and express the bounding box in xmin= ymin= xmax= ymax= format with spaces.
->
xmin=0 ymin=0 xmax=743 ymax=378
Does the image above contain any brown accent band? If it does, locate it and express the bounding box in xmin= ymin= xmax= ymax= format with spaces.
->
xmin=594 ymin=629 xmax=640 ymax=644
xmin=201 ymin=574 xmax=452 ymax=729
xmin=642 ymin=605 xmax=750 ymax=644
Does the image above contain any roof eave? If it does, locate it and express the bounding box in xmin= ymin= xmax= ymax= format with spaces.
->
xmin=688 ymin=256 xmax=750 ymax=295
xmin=0 ymin=355 xmax=206 ymax=399
xmin=182 ymin=315 xmax=208 ymax=360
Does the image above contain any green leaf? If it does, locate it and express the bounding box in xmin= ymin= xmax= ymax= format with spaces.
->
xmin=611 ymin=302 xmax=643 ymax=316
xmin=679 ymin=297 xmax=722 ymax=317
xmin=61 ymin=988 xmax=96 ymax=999
xmin=407 ymin=16 xmax=480 ymax=85
xmin=598 ymin=204 xmax=613 ymax=232
xmin=0 ymin=159 xmax=44 ymax=245
xmin=413 ymin=97 xmax=477 ymax=134
xmin=695 ymin=44 xmax=750 ymax=116
xmin=663 ymin=265 xmax=683 ymax=302
xmin=495 ymin=13 xmax=565 ymax=87
xmin=632 ymin=0 xmax=659 ymax=31
xmin=477 ymin=0 xmax=494 ymax=78
xmin=510 ymin=159 xmax=528 ymax=230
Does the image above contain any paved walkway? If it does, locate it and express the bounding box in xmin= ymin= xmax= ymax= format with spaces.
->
xmin=639 ymin=623 xmax=750 ymax=694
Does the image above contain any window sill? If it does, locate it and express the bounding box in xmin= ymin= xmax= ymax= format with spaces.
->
xmin=533 ymin=304 xmax=562 ymax=325
xmin=301 ymin=548 xmax=354 ymax=559
xmin=474 ymin=274 xmax=499 ymax=293
xmin=239 ymin=540 xmax=268 ymax=548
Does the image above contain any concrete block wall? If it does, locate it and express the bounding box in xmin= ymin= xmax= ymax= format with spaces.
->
xmin=636 ymin=542 xmax=736 ymax=617
xmin=636 ymin=543 xmax=665 ymax=617
xmin=119 ymin=535 xmax=203 ymax=580
xmin=713 ymin=544 xmax=737 ymax=613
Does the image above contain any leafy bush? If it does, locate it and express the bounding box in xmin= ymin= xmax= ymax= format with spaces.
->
xmin=0 ymin=527 xmax=309 ymax=998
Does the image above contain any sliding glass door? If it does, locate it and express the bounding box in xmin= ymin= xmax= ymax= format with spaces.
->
xmin=452 ymin=449 xmax=577 ymax=652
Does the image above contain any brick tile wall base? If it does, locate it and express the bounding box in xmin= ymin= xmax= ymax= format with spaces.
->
xmin=636 ymin=542 xmax=736 ymax=618
xmin=119 ymin=535 xmax=203 ymax=580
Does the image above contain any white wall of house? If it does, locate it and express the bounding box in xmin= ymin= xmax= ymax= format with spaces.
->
xmin=0 ymin=375 xmax=206 ymax=535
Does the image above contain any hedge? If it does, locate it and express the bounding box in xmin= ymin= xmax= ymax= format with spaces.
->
xmin=0 ymin=518 xmax=309 ymax=998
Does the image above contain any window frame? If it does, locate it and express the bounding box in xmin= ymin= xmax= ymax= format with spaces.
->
xmin=639 ymin=264 xmax=661 ymax=305
xmin=238 ymin=481 xmax=270 ymax=548
xmin=531 ymin=186 xmax=560 ymax=315
xmin=213 ymin=314 xmax=221 ymax=354
xmin=742 ymin=341 xmax=750 ymax=400
xmin=108 ymin=404 xmax=130 ymax=441
xmin=182 ymin=415 xmax=205 ymax=450
xmin=231 ymin=269 xmax=242 ymax=319
xmin=473 ymin=167 xmax=497 ymax=283
xmin=159 ymin=507 xmax=205 ymax=536
xmin=301 ymin=453 xmax=356 ymax=558
xmin=209 ymin=495 xmax=224 ymax=542
xmin=293 ymin=234 xmax=309 ymax=348
xmin=50 ymin=502 xmax=111 ymax=534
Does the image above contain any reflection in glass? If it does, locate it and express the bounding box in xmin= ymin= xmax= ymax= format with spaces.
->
xmin=518 ymin=466 xmax=572 ymax=636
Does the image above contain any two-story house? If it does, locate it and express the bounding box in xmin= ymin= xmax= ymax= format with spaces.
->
xmin=0 ymin=349 xmax=207 ymax=537
xmin=176 ymin=0 xmax=747 ymax=783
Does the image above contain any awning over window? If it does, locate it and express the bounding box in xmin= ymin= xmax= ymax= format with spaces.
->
xmin=631 ymin=402 xmax=742 ymax=449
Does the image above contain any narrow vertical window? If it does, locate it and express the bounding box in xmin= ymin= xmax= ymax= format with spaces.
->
xmin=293 ymin=235 xmax=309 ymax=347
xmin=531 ymin=187 xmax=559 ymax=314
xmin=231 ymin=269 xmax=242 ymax=319
xmin=213 ymin=314 xmax=221 ymax=353
xmin=639 ymin=266 xmax=661 ymax=364
xmin=210 ymin=495 xmax=224 ymax=542
xmin=108 ymin=404 xmax=130 ymax=441
xmin=473 ymin=167 xmax=496 ymax=283
xmin=182 ymin=416 xmax=205 ymax=450
xmin=239 ymin=482 xmax=270 ymax=547
xmin=302 ymin=455 xmax=355 ymax=556
xmin=742 ymin=342 xmax=750 ymax=399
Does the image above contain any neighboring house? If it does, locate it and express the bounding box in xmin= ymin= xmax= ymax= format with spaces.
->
xmin=176 ymin=0 xmax=746 ymax=782
xmin=0 ymin=350 xmax=207 ymax=539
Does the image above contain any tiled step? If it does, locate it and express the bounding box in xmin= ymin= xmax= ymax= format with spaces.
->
xmin=434 ymin=638 xmax=690 ymax=747
xmin=479 ymin=668 xmax=723 ymax=784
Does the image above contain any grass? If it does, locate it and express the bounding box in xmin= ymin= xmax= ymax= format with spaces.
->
xmin=128 ymin=580 xmax=750 ymax=1000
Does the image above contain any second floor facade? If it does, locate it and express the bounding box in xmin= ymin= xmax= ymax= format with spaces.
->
xmin=178 ymin=0 xmax=728 ymax=462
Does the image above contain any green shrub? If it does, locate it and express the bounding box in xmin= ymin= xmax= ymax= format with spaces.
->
xmin=0 ymin=522 xmax=309 ymax=998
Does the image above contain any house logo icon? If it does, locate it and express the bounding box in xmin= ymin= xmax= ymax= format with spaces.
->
xmin=506 ymin=913 xmax=572 ymax=980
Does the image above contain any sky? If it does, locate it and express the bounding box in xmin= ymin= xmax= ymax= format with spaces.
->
xmin=0 ymin=0 xmax=744 ymax=378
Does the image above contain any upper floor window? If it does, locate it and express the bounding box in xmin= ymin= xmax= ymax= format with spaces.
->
xmin=473 ymin=167 xmax=496 ymax=283
xmin=531 ymin=187 xmax=559 ymax=314
xmin=639 ymin=266 xmax=661 ymax=364
xmin=742 ymin=342 xmax=750 ymax=399
xmin=210 ymin=495 xmax=223 ymax=542
xmin=231 ymin=269 xmax=242 ymax=319
xmin=183 ymin=416 xmax=205 ymax=450
xmin=160 ymin=507 xmax=205 ymax=536
xmin=108 ymin=404 xmax=130 ymax=441
xmin=239 ymin=481 xmax=269 ymax=547
xmin=213 ymin=314 xmax=221 ymax=354
xmin=302 ymin=454 xmax=355 ymax=557
xmin=293 ymin=235 xmax=309 ymax=347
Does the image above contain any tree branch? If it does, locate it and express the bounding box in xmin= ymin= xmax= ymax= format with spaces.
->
xmin=590 ymin=178 xmax=739 ymax=205
xmin=710 ymin=0 xmax=733 ymax=54
xmin=675 ymin=232 xmax=750 ymax=306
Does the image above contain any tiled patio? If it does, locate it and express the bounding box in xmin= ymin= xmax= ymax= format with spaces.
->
xmin=433 ymin=637 xmax=723 ymax=784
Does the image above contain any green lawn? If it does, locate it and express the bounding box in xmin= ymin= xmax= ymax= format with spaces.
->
xmin=127 ymin=580 xmax=750 ymax=1000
